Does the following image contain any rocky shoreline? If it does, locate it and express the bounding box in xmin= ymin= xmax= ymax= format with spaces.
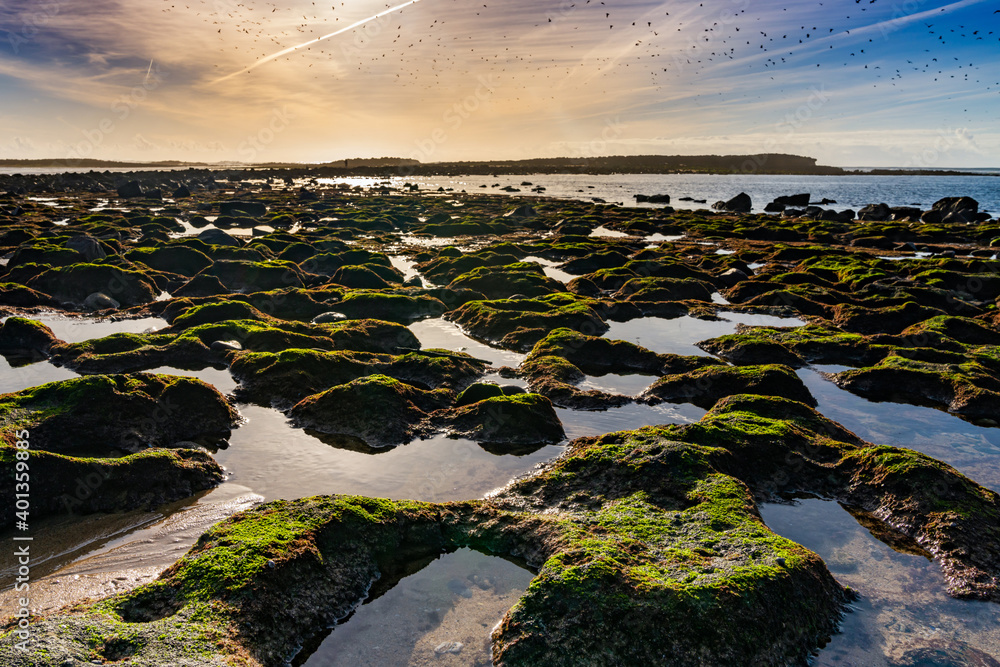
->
xmin=1 ymin=171 xmax=999 ymax=665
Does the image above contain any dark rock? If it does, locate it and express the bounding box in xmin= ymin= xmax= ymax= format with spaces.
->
xmin=437 ymin=393 xmax=564 ymax=445
xmin=774 ymin=193 xmax=811 ymax=207
xmin=219 ymin=201 xmax=267 ymax=217
xmin=197 ymin=228 xmax=243 ymax=248
xmin=289 ymin=375 xmax=448 ymax=447
xmin=0 ymin=317 xmax=61 ymax=360
xmin=858 ymin=203 xmax=891 ymax=221
xmin=712 ymin=192 xmax=752 ymax=213
xmin=311 ymin=311 xmax=348 ymax=324
xmin=83 ymin=292 xmax=121 ymax=311
xmin=764 ymin=202 xmax=786 ymax=213
xmin=932 ymin=196 xmax=978 ymax=216
xmin=920 ymin=209 xmax=943 ymax=224
xmin=116 ymin=180 xmax=144 ymax=199
xmin=718 ymin=268 xmax=748 ymax=287
xmin=65 ymin=235 xmax=107 ymax=261
xmin=173 ymin=184 xmax=192 ymax=198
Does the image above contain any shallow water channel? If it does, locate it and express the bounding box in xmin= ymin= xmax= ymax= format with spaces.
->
xmin=2 ymin=306 xmax=999 ymax=664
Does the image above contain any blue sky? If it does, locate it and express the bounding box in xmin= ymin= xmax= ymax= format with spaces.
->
xmin=0 ymin=0 xmax=997 ymax=166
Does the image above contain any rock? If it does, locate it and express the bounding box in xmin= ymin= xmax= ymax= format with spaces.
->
xmin=0 ymin=374 xmax=239 ymax=457
xmin=763 ymin=202 xmax=786 ymax=213
xmin=434 ymin=642 xmax=463 ymax=655
xmin=219 ymin=201 xmax=267 ymax=217
xmin=774 ymin=193 xmax=811 ymax=207
xmin=311 ymin=311 xmax=347 ymax=324
xmin=437 ymin=393 xmax=564 ymax=445
xmin=197 ymin=228 xmax=243 ymax=247
xmin=0 ymin=317 xmax=61 ymax=360
xmin=635 ymin=194 xmax=670 ymax=204
xmin=932 ymin=196 xmax=978 ymax=217
xmin=920 ymin=209 xmax=943 ymax=224
xmin=711 ymin=192 xmax=752 ymax=213
xmin=289 ymin=375 xmax=448 ymax=447
xmin=718 ymin=268 xmax=748 ymax=287
xmin=65 ymin=235 xmax=107 ymax=261
xmin=116 ymin=180 xmax=144 ymax=199
xmin=641 ymin=364 xmax=816 ymax=409
xmin=890 ymin=206 xmax=923 ymax=221
xmin=455 ymin=382 xmax=505 ymax=406
xmin=505 ymin=204 xmax=536 ymax=218
xmin=173 ymin=184 xmax=192 ymax=198
xmin=210 ymin=340 xmax=243 ymax=352
xmin=858 ymin=203 xmax=891 ymax=221
xmin=28 ymin=265 xmax=157 ymax=308
xmin=173 ymin=274 xmax=229 ymax=298
xmin=83 ymin=292 xmax=121 ymax=311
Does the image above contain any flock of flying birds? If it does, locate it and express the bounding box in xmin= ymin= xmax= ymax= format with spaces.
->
xmin=154 ymin=0 xmax=997 ymax=108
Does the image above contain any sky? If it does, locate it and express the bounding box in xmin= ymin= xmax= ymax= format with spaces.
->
xmin=0 ymin=0 xmax=997 ymax=167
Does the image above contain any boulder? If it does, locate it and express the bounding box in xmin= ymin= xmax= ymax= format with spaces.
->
xmin=173 ymin=184 xmax=192 ymax=198
xmin=774 ymin=193 xmax=811 ymax=207
xmin=712 ymin=192 xmax=752 ymax=213
xmin=197 ymin=228 xmax=243 ymax=247
xmin=65 ymin=235 xmax=107 ymax=261
xmin=0 ymin=317 xmax=61 ymax=359
xmin=83 ymin=292 xmax=121 ymax=311
xmin=219 ymin=201 xmax=267 ymax=217
xmin=932 ymin=196 xmax=978 ymax=216
xmin=116 ymin=180 xmax=144 ymax=199
xmin=858 ymin=203 xmax=891 ymax=221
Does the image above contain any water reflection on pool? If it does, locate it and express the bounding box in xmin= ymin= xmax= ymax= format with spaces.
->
xmin=302 ymin=548 xmax=534 ymax=667
xmin=761 ymin=499 xmax=1000 ymax=666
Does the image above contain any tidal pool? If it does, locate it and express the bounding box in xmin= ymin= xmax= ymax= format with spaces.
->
xmin=761 ymin=499 xmax=1000 ymax=666
xmin=301 ymin=548 xmax=534 ymax=667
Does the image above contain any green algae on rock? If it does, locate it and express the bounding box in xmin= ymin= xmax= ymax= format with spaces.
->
xmin=0 ymin=447 xmax=224 ymax=527
xmin=0 ymin=316 xmax=62 ymax=364
xmin=0 ymin=374 xmax=239 ymax=454
xmin=288 ymin=375 xmax=451 ymax=447
xmin=640 ymin=363 xmax=817 ymax=409
xmin=436 ymin=393 xmax=565 ymax=445
xmin=446 ymin=294 xmax=610 ymax=351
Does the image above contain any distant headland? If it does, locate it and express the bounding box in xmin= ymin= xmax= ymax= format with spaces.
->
xmin=0 ymin=154 xmax=992 ymax=177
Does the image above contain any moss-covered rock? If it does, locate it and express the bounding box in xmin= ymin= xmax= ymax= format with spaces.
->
xmin=289 ymin=375 xmax=450 ymax=447
xmin=0 ymin=374 xmax=240 ymax=454
xmin=448 ymin=262 xmax=565 ymax=299
xmin=333 ymin=290 xmax=446 ymax=323
xmin=519 ymin=328 xmax=720 ymax=409
xmin=641 ymin=364 xmax=816 ymax=409
xmin=124 ymin=246 xmax=214 ymax=277
xmin=834 ymin=354 xmax=1000 ymax=423
xmin=26 ymin=263 xmax=158 ymax=307
xmin=436 ymin=393 xmax=564 ymax=445
xmin=698 ymin=324 xmax=892 ymax=368
xmin=0 ymin=448 xmax=224 ymax=527
xmin=446 ymin=294 xmax=609 ymax=351
xmin=0 ymin=317 xmax=62 ymax=363
xmin=615 ymin=276 xmax=715 ymax=302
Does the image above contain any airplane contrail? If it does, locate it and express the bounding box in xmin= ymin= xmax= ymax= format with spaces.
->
xmin=211 ymin=0 xmax=422 ymax=84
xmin=144 ymin=59 xmax=154 ymax=84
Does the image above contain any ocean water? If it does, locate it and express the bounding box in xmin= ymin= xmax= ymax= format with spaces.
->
xmin=4 ymin=167 xmax=997 ymax=215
